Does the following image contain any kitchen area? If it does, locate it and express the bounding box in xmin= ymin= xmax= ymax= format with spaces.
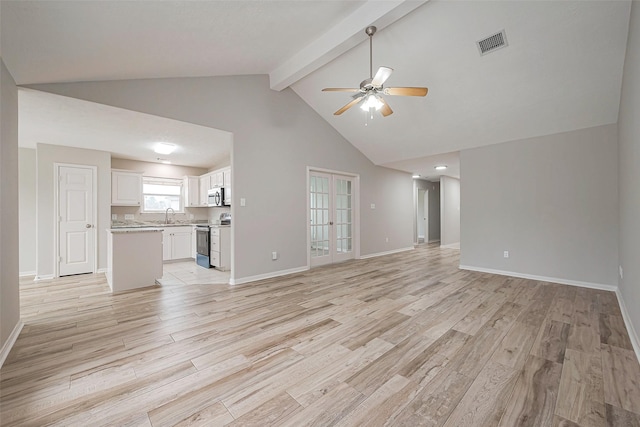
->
xmin=106 ymin=156 xmax=232 ymax=293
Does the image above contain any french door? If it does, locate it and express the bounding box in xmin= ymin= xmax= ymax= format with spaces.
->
xmin=309 ymin=171 xmax=356 ymax=267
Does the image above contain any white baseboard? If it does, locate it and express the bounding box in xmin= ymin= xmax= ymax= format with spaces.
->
xmin=615 ymin=289 xmax=640 ymax=364
xmin=440 ymin=242 xmax=460 ymax=249
xmin=19 ymin=271 xmax=36 ymax=277
xmin=0 ymin=320 xmax=24 ymax=369
xmin=96 ymin=268 xmax=107 ymax=274
xmin=428 ymin=239 xmax=441 ymax=244
xmin=34 ymin=274 xmax=54 ymax=282
xmin=458 ymin=265 xmax=618 ymax=292
xmin=359 ymin=247 xmax=415 ymax=260
xmin=231 ymin=266 xmax=309 ymax=286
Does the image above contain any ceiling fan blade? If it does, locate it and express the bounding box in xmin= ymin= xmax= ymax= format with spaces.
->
xmin=380 ymin=98 xmax=393 ymax=117
xmin=334 ymin=96 xmax=364 ymax=115
xmin=371 ymin=66 xmax=393 ymax=87
xmin=322 ymin=88 xmax=360 ymax=92
xmin=384 ymin=87 xmax=428 ymax=97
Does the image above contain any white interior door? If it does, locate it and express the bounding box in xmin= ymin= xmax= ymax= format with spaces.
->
xmin=310 ymin=171 xmax=355 ymax=267
xmin=58 ymin=165 xmax=95 ymax=276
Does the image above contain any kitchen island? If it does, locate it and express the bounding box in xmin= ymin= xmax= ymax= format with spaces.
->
xmin=106 ymin=228 xmax=163 ymax=293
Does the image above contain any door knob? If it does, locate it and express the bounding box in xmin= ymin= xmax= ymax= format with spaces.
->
xmin=86 ymin=224 xmax=92 ymax=228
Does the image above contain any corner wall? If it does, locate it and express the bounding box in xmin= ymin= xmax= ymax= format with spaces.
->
xmin=460 ymin=124 xmax=619 ymax=288
xmin=618 ymin=0 xmax=640 ymax=351
xmin=440 ymin=176 xmax=460 ymax=248
xmin=0 ymin=58 xmax=21 ymax=361
xmin=19 ymin=147 xmax=37 ymax=275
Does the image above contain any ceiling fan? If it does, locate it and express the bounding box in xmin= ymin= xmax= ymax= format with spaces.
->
xmin=322 ymin=25 xmax=428 ymax=117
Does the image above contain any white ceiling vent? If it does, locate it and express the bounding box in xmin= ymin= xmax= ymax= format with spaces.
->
xmin=477 ymin=30 xmax=508 ymax=56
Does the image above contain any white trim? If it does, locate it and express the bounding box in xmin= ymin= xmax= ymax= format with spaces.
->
xmin=440 ymin=242 xmax=460 ymax=249
xmin=19 ymin=271 xmax=36 ymax=277
xmin=0 ymin=321 xmax=24 ymax=368
xmin=615 ymin=289 xmax=640 ymax=363
xmin=359 ymin=247 xmax=415 ymax=259
xmin=459 ymin=265 xmax=618 ymax=292
xmin=34 ymin=274 xmax=55 ymax=281
xmin=428 ymin=239 xmax=441 ymax=244
xmin=96 ymin=268 xmax=107 ymax=274
xmin=230 ymin=266 xmax=309 ymax=286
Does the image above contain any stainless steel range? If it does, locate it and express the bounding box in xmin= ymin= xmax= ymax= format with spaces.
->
xmin=195 ymin=225 xmax=211 ymax=268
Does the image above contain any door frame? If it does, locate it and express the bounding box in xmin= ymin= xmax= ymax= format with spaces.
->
xmin=54 ymin=163 xmax=98 ymax=278
xmin=306 ymin=166 xmax=360 ymax=269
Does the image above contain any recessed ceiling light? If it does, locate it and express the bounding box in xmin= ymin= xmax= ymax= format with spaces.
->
xmin=412 ymin=174 xmax=421 ymax=178
xmin=154 ymin=142 xmax=176 ymax=155
xmin=434 ymin=165 xmax=448 ymax=170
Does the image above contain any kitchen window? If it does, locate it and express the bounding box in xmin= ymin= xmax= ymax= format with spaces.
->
xmin=142 ymin=177 xmax=183 ymax=213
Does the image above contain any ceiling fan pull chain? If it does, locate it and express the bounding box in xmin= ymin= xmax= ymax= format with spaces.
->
xmin=369 ymin=30 xmax=373 ymax=79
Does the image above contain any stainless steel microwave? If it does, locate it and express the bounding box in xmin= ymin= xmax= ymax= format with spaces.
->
xmin=208 ymin=187 xmax=230 ymax=207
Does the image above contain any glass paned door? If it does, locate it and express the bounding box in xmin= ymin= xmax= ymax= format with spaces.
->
xmin=310 ymin=171 xmax=355 ymax=267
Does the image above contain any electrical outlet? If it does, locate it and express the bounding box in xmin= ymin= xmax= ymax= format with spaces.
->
xmin=385 ymin=237 xmax=389 ymax=243
xmin=241 ymin=198 xmax=246 ymax=207
xmin=370 ymin=203 xmax=376 ymax=209
xmin=124 ymin=214 xmax=134 ymax=220
xmin=189 ymin=214 xmax=194 ymax=220
xmin=272 ymin=251 xmax=278 ymax=260
xmin=619 ymin=265 xmax=624 ymax=279
xmin=112 ymin=214 xmax=117 ymax=220
xmin=503 ymin=251 xmax=509 ymax=258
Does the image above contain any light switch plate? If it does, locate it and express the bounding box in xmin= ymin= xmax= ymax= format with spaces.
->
xmin=240 ymin=198 xmax=246 ymax=207
xmin=370 ymin=203 xmax=375 ymax=209
xmin=124 ymin=214 xmax=134 ymax=220
xmin=111 ymin=214 xmax=117 ymax=220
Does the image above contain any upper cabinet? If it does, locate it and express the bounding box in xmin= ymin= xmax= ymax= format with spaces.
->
xmin=222 ymin=168 xmax=231 ymax=187
xmin=184 ymin=176 xmax=202 ymax=208
xmin=111 ymin=170 xmax=142 ymax=206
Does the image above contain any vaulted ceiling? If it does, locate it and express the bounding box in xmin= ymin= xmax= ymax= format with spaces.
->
xmin=1 ymin=1 xmax=632 ymax=179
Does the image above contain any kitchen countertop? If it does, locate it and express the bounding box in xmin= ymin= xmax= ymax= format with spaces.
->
xmin=111 ymin=222 xmax=231 ymax=229
xmin=108 ymin=227 xmax=163 ymax=233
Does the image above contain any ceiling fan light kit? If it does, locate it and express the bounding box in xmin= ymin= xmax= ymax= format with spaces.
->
xmin=322 ymin=25 xmax=428 ymax=118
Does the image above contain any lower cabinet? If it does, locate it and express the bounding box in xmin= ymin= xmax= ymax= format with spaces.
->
xmin=210 ymin=227 xmax=230 ymax=270
xmin=162 ymin=226 xmax=193 ymax=261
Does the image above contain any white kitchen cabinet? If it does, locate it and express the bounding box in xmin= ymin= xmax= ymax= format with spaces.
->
xmin=111 ymin=170 xmax=142 ymax=206
xmin=192 ymin=226 xmax=197 ymax=258
xmin=210 ymin=226 xmax=230 ymax=271
xmin=162 ymin=226 xmax=193 ymax=261
xmin=222 ymin=168 xmax=231 ymax=187
xmin=212 ymin=171 xmax=224 ymax=187
xmin=200 ymin=175 xmax=209 ymax=206
xmin=184 ymin=176 xmax=203 ymax=207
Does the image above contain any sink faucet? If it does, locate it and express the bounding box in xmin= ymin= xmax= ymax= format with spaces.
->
xmin=164 ymin=207 xmax=175 ymax=224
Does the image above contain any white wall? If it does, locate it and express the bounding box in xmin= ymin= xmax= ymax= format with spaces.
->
xmin=0 ymin=58 xmax=20 ymax=356
xmin=440 ymin=176 xmax=460 ymax=247
xmin=618 ymin=1 xmax=640 ymax=348
xmin=36 ymin=144 xmax=111 ymax=278
xmin=460 ymin=124 xmax=619 ymax=287
xmin=19 ymin=147 xmax=36 ymax=275
xmin=29 ymin=76 xmax=414 ymax=281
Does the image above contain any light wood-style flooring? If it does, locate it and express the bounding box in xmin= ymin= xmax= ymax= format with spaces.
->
xmin=2 ymin=244 xmax=640 ymax=426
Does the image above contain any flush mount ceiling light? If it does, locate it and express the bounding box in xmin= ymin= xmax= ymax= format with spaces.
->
xmin=154 ymin=142 xmax=176 ymax=155
xmin=434 ymin=165 xmax=448 ymax=170
xmin=412 ymin=174 xmax=421 ymax=178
